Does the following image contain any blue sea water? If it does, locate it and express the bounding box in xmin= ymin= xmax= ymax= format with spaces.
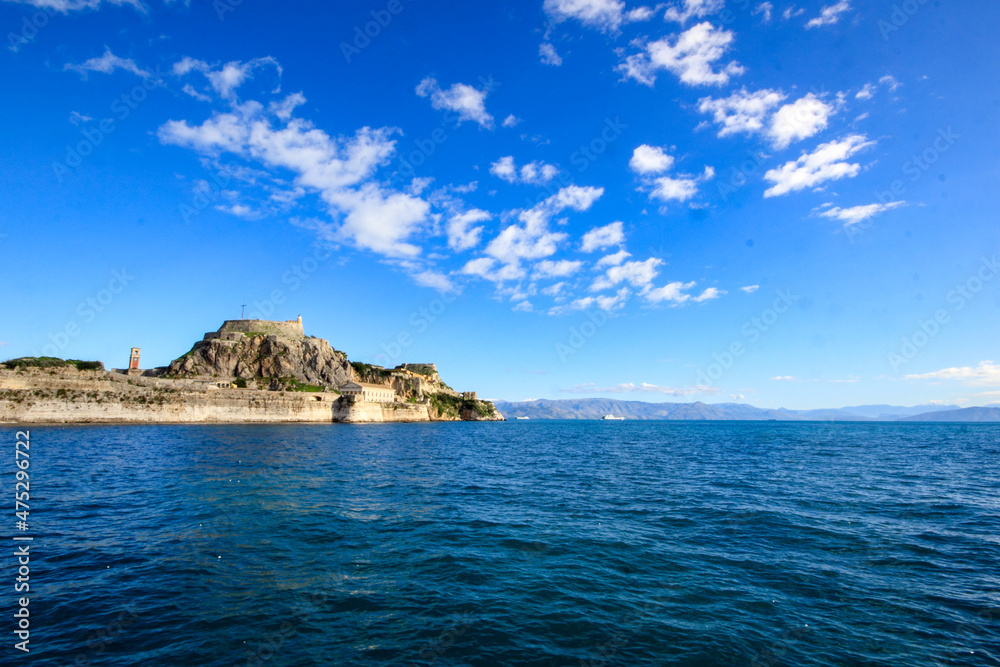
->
xmin=4 ymin=421 xmax=1000 ymax=666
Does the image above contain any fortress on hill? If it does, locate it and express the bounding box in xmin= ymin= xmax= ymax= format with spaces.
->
xmin=0 ymin=316 xmax=503 ymax=424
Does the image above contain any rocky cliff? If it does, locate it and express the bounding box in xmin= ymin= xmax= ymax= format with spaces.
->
xmin=166 ymin=333 xmax=353 ymax=390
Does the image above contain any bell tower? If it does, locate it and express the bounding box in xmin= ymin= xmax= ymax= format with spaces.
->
xmin=129 ymin=348 xmax=141 ymax=370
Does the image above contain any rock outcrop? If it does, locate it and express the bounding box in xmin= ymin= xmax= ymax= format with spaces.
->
xmin=166 ymin=329 xmax=353 ymax=389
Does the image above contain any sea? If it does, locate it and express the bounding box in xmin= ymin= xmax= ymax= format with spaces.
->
xmin=5 ymin=421 xmax=1000 ymax=666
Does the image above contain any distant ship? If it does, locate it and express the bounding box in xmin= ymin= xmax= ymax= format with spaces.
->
xmin=601 ymin=414 xmax=625 ymax=420
xmin=515 ymin=416 xmax=530 ymax=420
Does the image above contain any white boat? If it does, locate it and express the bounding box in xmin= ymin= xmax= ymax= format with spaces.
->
xmin=515 ymin=416 xmax=530 ymax=420
xmin=601 ymin=414 xmax=625 ymax=420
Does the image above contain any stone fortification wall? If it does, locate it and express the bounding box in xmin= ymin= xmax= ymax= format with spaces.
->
xmin=217 ymin=319 xmax=305 ymax=340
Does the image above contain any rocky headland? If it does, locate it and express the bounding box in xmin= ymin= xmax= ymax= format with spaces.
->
xmin=0 ymin=318 xmax=504 ymax=424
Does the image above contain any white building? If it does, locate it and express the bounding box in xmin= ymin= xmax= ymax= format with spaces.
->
xmin=339 ymin=381 xmax=397 ymax=403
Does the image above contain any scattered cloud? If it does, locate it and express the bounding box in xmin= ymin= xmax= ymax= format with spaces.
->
xmin=596 ymin=249 xmax=631 ymax=267
xmin=447 ymin=209 xmax=490 ymax=251
xmin=8 ymin=0 xmax=146 ymax=13
xmin=416 ymin=77 xmax=494 ymax=129
xmin=543 ymin=0 xmax=651 ymax=33
xmin=490 ymin=156 xmax=559 ymax=184
xmin=539 ymin=42 xmax=563 ymax=66
xmin=173 ymin=56 xmax=283 ymax=100
xmin=564 ymin=382 xmax=720 ymax=396
xmin=763 ymin=134 xmax=874 ymax=197
xmin=906 ymin=361 xmax=1000 ymax=387
xmin=618 ymin=22 xmax=744 ymax=87
xmin=502 ymin=114 xmax=522 ymax=128
xmin=592 ymin=257 xmax=662 ymax=292
xmin=663 ymin=0 xmax=725 ymax=24
xmin=698 ymin=89 xmax=836 ymax=149
xmin=771 ymin=376 xmax=796 ymax=381
xmin=740 ymin=285 xmax=759 ymax=293
xmin=630 ymin=145 xmax=712 ymax=203
xmin=805 ymin=1 xmax=851 ymax=28
xmin=69 ymin=111 xmax=93 ymax=125
xmin=753 ymin=2 xmax=773 ymax=22
xmin=581 ymin=221 xmax=625 ymax=252
xmin=817 ymin=201 xmax=905 ymax=226
xmin=629 ymin=144 xmax=675 ymax=174
xmin=413 ymin=269 xmax=454 ymax=292
xmin=65 ymin=47 xmax=152 ymax=79
xmin=479 ymin=185 xmax=604 ymax=270
xmin=535 ymin=259 xmax=583 ymax=278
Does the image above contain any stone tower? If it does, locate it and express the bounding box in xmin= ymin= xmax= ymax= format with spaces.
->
xmin=129 ymin=348 xmax=141 ymax=370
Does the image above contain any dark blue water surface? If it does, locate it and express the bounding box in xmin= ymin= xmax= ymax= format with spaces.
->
xmin=5 ymin=422 xmax=1000 ymax=666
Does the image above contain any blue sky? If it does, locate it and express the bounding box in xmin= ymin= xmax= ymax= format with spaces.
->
xmin=1 ymin=0 xmax=998 ymax=409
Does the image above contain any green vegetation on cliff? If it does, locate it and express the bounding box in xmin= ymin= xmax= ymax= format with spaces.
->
xmin=2 ymin=357 xmax=105 ymax=372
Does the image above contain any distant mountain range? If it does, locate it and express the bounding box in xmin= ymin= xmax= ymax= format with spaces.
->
xmin=492 ymin=399 xmax=998 ymax=422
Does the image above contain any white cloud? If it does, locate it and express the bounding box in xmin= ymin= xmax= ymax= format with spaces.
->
xmin=564 ymin=382 xmax=719 ymax=396
xmin=768 ymin=94 xmax=835 ymax=149
xmin=663 ymin=0 xmax=724 ymax=24
xmin=502 ymin=115 xmax=521 ymax=128
xmin=65 ymin=47 xmax=151 ymax=78
xmin=490 ymin=156 xmax=559 ymax=184
xmin=571 ymin=287 xmax=632 ymax=311
xmin=592 ymin=258 xmax=662 ymax=291
xmin=539 ymin=42 xmax=563 ymax=66
xmin=856 ymin=83 xmax=876 ymax=100
xmin=159 ymin=101 xmax=430 ymax=258
xmin=619 ymin=22 xmax=744 ymax=87
xmin=416 ymin=77 xmax=494 ymax=129
xmin=460 ymin=257 xmax=526 ymax=283
xmin=805 ymin=0 xmax=851 ymax=28
xmin=269 ymin=92 xmax=306 ymax=120
xmin=597 ymin=249 xmax=631 ymax=267
xmin=68 ymin=111 xmax=93 ymax=125
xmin=740 ymin=285 xmax=759 ymax=293
xmin=692 ymin=286 xmax=724 ymax=302
xmin=447 ymin=209 xmax=490 ymax=251
xmin=629 ymin=144 xmax=675 ymax=174
xmin=754 ymin=2 xmax=773 ymax=21
xmin=771 ymin=376 xmax=796 ymax=381
xmin=817 ymin=201 xmax=905 ymax=226
xmin=543 ymin=0 xmax=627 ymax=32
xmin=535 ymin=259 xmax=583 ymax=278
xmin=906 ymin=361 xmax=1000 ymax=386
xmin=698 ymin=88 xmax=786 ymax=138
xmin=581 ymin=221 xmax=625 ymax=252
xmin=643 ymin=281 xmax=721 ymax=305
xmin=412 ymin=269 xmax=454 ymax=292
xmin=172 ymin=56 xmax=283 ymax=100
xmin=7 ymin=0 xmax=146 ymax=12
xmin=763 ymin=134 xmax=874 ymax=197
xmin=782 ymin=6 xmax=805 ymax=20
xmin=698 ymin=89 xmax=835 ymax=149
xmin=482 ymin=185 xmax=603 ymax=266
xmin=879 ymin=75 xmax=901 ymax=92
xmin=650 ymin=175 xmax=701 ymax=202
